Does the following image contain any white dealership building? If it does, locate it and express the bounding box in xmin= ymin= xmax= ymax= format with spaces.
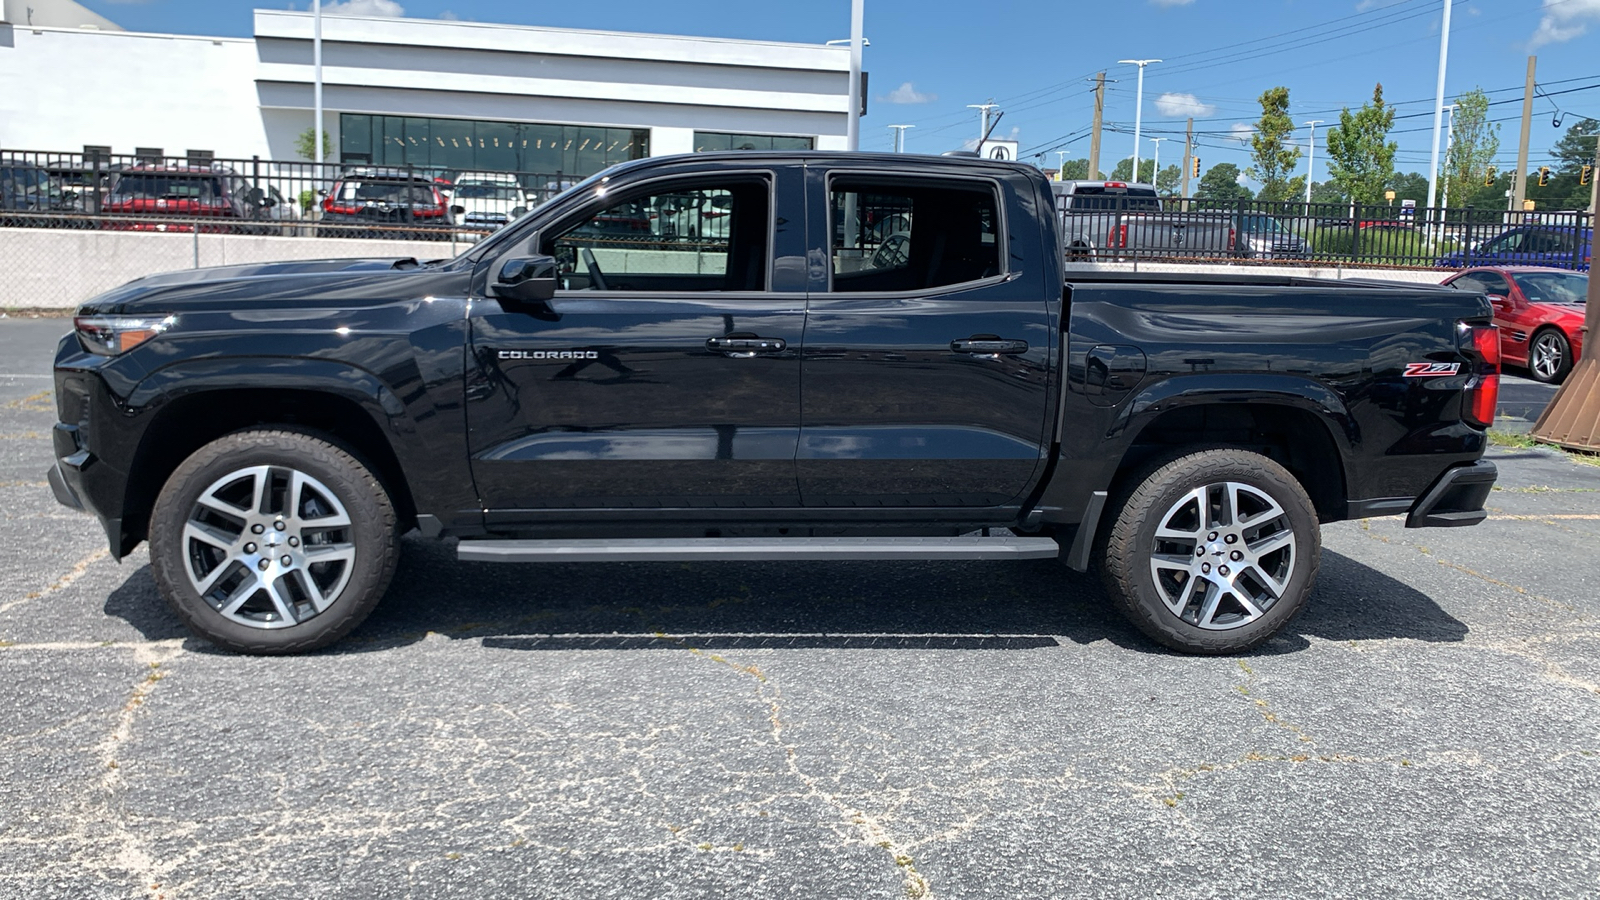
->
xmin=0 ymin=0 xmax=854 ymax=175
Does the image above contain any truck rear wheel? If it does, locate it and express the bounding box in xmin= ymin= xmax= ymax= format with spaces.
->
xmin=148 ymin=429 xmax=399 ymax=655
xmin=1099 ymin=449 xmax=1320 ymax=654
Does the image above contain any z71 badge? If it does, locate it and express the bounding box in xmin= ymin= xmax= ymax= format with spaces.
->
xmin=1403 ymin=362 xmax=1460 ymax=377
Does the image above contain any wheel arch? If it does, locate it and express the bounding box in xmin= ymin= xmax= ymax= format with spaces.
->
xmin=1109 ymin=381 xmax=1353 ymax=523
xmin=119 ymin=374 xmax=420 ymax=556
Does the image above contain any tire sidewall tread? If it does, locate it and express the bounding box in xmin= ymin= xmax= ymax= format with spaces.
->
xmin=148 ymin=428 xmax=399 ymax=655
xmin=1098 ymin=448 xmax=1321 ymax=655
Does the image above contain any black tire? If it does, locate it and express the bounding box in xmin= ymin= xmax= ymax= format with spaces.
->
xmin=148 ymin=429 xmax=399 ymax=655
xmin=1526 ymin=328 xmax=1572 ymax=385
xmin=1099 ymin=449 xmax=1320 ymax=655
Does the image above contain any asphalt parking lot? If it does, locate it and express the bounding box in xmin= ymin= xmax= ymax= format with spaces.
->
xmin=2 ymin=315 xmax=1597 ymax=899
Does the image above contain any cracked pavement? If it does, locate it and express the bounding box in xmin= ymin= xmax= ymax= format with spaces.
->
xmin=2 ymin=316 xmax=1598 ymax=898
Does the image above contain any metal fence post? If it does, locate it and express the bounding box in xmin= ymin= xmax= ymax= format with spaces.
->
xmin=193 ymin=223 xmax=200 ymax=269
xmin=407 ymin=162 xmax=416 ymax=234
xmin=89 ymin=149 xmax=102 ymax=216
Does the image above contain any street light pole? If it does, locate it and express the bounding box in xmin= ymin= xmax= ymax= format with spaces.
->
xmin=846 ymin=0 xmax=864 ymax=151
xmin=967 ymin=101 xmax=999 ymax=144
xmin=1303 ymin=119 xmax=1323 ymax=206
xmin=1119 ymin=59 xmax=1160 ymax=183
xmin=1149 ymin=137 xmax=1164 ymax=190
xmin=313 ymin=0 xmax=323 ymax=175
xmin=1425 ymin=0 xmax=1453 ymax=220
xmin=888 ymin=124 xmax=914 ymax=153
xmin=1440 ymin=104 xmax=1458 ymax=211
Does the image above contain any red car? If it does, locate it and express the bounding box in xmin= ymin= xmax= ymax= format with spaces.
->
xmin=1441 ymin=266 xmax=1588 ymax=384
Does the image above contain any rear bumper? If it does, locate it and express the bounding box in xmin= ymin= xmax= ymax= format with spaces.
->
xmin=1405 ymin=459 xmax=1497 ymax=528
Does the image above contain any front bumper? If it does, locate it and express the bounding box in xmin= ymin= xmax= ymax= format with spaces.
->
xmin=1406 ymin=459 xmax=1498 ymax=528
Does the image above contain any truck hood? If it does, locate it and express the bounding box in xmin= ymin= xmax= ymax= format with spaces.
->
xmin=75 ymin=257 xmax=465 ymax=316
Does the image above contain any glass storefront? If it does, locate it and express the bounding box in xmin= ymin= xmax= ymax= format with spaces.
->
xmin=693 ymin=132 xmax=815 ymax=152
xmin=340 ymin=114 xmax=648 ymax=178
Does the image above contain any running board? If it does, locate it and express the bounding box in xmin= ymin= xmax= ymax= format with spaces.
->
xmin=456 ymin=534 xmax=1061 ymax=563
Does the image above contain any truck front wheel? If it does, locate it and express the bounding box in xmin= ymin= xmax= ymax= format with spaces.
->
xmin=1099 ymin=449 xmax=1320 ymax=654
xmin=148 ymin=429 xmax=400 ymax=655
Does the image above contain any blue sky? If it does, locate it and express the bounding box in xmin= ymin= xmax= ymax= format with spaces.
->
xmin=80 ymin=0 xmax=1600 ymax=182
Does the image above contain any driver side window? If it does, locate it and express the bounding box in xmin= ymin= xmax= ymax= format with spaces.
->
xmin=544 ymin=180 xmax=770 ymax=292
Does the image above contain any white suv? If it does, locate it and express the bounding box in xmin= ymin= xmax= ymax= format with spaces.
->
xmin=448 ymin=171 xmax=531 ymax=233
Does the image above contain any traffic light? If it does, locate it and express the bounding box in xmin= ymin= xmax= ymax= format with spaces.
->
xmin=1583 ymin=165 xmax=1594 ymax=187
xmin=1484 ymin=166 xmax=1497 ymax=186
xmin=1191 ymin=156 xmax=1201 ymax=177
xmin=1537 ymin=166 xmax=1550 ymax=186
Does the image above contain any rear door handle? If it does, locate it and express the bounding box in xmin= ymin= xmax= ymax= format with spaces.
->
xmin=707 ymin=334 xmax=787 ymax=356
xmin=951 ymin=337 xmax=1029 ymax=355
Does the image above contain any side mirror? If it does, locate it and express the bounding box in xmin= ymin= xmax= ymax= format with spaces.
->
xmin=1487 ymin=293 xmax=1510 ymax=310
xmin=492 ymin=255 xmax=559 ymax=303
xmin=511 ymin=206 xmax=528 ymax=218
xmin=450 ymin=205 xmax=466 ymax=215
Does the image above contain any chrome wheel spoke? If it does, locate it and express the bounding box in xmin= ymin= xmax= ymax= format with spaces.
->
xmin=184 ymin=521 xmax=238 ymax=553
xmin=1151 ymin=552 xmax=1196 ymax=572
xmin=303 ymin=542 xmax=356 ymax=566
xmin=1168 ymin=575 xmax=1204 ymax=617
xmin=1212 ymin=483 xmax=1234 ymax=529
xmin=1245 ymin=529 xmax=1292 ymax=559
xmin=1194 ymin=581 xmax=1224 ymax=628
xmin=194 ymin=558 xmax=236 ymax=596
xmin=267 ymin=575 xmax=301 ymax=625
xmin=218 ymin=574 xmax=260 ymax=617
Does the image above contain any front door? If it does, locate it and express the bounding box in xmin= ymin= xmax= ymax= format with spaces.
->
xmin=466 ymin=169 xmax=806 ymax=520
xmin=797 ymin=166 xmax=1055 ymax=510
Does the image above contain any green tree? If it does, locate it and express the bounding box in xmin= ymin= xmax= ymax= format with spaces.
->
xmin=1386 ymin=171 xmax=1429 ymax=206
xmin=1325 ymin=84 xmax=1397 ymax=205
xmin=1443 ymin=88 xmax=1499 ymax=209
xmin=1056 ymin=158 xmax=1094 ymax=180
xmin=1110 ymin=157 xmax=1157 ymax=183
xmin=1155 ymin=164 xmax=1182 ymax=197
xmin=1309 ymin=180 xmax=1347 ymax=204
xmin=1550 ymin=117 xmax=1599 ymax=174
xmin=1248 ymin=86 xmax=1301 ymax=202
xmin=1195 ymin=163 xmax=1252 ymax=201
xmin=296 ymin=128 xmax=334 ymax=162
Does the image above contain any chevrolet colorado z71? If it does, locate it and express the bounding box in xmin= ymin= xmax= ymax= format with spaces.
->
xmin=49 ymin=152 xmax=1499 ymax=655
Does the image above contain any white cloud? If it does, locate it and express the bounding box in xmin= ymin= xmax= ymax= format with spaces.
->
xmin=1355 ymin=0 xmax=1405 ymax=11
xmin=438 ymin=10 xmax=459 ymax=19
xmin=319 ymin=0 xmax=406 ymax=16
xmin=1229 ymin=123 xmax=1255 ymax=143
xmin=1150 ymin=0 xmax=1195 ymax=7
xmin=1235 ymin=170 xmax=1250 ymax=186
xmin=883 ymin=82 xmax=937 ymax=105
xmin=1155 ymin=92 xmax=1216 ymax=118
xmin=1528 ymin=0 xmax=1600 ymax=48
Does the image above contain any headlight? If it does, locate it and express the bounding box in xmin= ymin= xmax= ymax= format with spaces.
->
xmin=73 ymin=315 xmax=176 ymax=355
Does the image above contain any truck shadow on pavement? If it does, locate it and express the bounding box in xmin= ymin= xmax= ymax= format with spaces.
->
xmin=103 ymin=534 xmax=1467 ymax=656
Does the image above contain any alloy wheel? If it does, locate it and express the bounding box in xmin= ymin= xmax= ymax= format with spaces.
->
xmin=1531 ymin=332 xmax=1566 ymax=382
xmin=181 ymin=465 xmax=357 ymax=629
xmin=1147 ymin=481 xmax=1298 ymax=631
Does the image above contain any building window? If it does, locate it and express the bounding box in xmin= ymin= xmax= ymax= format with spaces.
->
xmin=339 ymin=114 xmax=648 ymax=180
xmin=693 ymin=132 xmax=815 ymax=152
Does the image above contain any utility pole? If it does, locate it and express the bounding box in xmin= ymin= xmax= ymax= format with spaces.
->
xmin=1513 ymin=55 xmax=1536 ymax=210
xmin=1088 ymin=72 xmax=1106 ymax=180
xmin=1528 ymin=126 xmax=1600 ymax=449
xmin=1424 ymin=0 xmax=1453 ymax=222
xmin=1439 ymin=104 xmax=1458 ymax=211
xmin=1149 ymin=137 xmax=1164 ymax=190
xmin=1303 ymin=120 xmax=1323 ymax=206
xmin=1181 ymin=118 xmax=1194 ymax=202
xmin=1119 ymin=59 xmax=1160 ymax=182
xmin=887 ymin=124 xmax=913 ymax=153
xmin=1056 ymin=150 xmax=1069 ymax=180
xmin=967 ymin=101 xmax=999 ymax=145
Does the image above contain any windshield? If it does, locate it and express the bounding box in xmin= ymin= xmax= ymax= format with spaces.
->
xmin=112 ymin=174 xmax=220 ymax=200
xmin=2 ymin=166 xmax=50 ymax=191
xmin=1238 ymin=215 xmax=1287 ymax=234
xmin=336 ymin=181 xmax=435 ymax=203
xmin=455 ymin=184 xmax=522 ymax=200
xmin=1513 ymin=271 xmax=1587 ymax=304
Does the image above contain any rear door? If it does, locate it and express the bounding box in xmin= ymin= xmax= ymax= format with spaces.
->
xmin=797 ymin=164 xmax=1054 ymax=511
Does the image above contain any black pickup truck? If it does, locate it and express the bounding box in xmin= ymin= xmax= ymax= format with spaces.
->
xmin=49 ymin=152 xmax=1500 ymax=655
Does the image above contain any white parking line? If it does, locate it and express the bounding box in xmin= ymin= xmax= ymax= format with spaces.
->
xmin=0 ymin=374 xmax=52 ymax=379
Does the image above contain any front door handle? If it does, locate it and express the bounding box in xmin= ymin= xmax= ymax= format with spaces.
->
xmin=951 ymin=337 xmax=1029 ymax=355
xmin=707 ymin=333 xmax=787 ymax=356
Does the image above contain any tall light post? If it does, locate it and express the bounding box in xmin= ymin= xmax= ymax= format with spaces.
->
xmin=1439 ymin=103 xmax=1459 ymax=210
xmin=845 ymin=0 xmax=864 ymax=151
xmin=1148 ymin=137 xmax=1164 ymax=190
xmin=967 ymin=101 xmax=1000 ymax=144
xmin=1303 ymin=119 xmax=1323 ymax=206
xmin=313 ymin=0 xmax=323 ymax=178
xmin=1119 ymin=59 xmax=1160 ymax=182
xmin=888 ymin=124 xmax=914 ymax=153
xmin=1425 ymin=0 xmax=1454 ymax=220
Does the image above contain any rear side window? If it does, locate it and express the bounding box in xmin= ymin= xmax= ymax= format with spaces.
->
xmin=829 ymin=177 xmax=1001 ymax=293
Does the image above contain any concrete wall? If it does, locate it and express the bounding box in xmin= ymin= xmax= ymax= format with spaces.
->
xmin=1 ymin=227 xmax=1458 ymax=310
xmin=1 ymin=228 xmax=461 ymax=309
